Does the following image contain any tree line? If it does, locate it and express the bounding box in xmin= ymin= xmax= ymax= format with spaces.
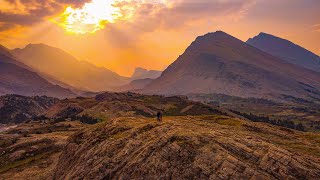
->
xmin=230 ymin=110 xmax=305 ymax=131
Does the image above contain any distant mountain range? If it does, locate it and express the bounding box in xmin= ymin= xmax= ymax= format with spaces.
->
xmin=0 ymin=47 xmax=75 ymax=98
xmin=131 ymin=67 xmax=162 ymax=80
xmin=117 ymin=78 xmax=154 ymax=92
xmin=142 ymin=31 xmax=320 ymax=101
xmin=247 ymin=32 xmax=320 ymax=72
xmin=12 ymin=44 xmax=130 ymax=92
xmin=1 ymin=31 xmax=320 ymax=101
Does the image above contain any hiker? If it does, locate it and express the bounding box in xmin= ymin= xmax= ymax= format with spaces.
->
xmin=157 ymin=112 xmax=163 ymax=122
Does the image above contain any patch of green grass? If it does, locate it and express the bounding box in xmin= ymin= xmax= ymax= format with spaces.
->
xmin=198 ymin=115 xmax=242 ymax=127
xmin=285 ymin=143 xmax=320 ymax=157
xmin=216 ymin=119 xmax=242 ymax=127
xmin=303 ymin=133 xmax=320 ymax=144
xmin=0 ymin=152 xmax=54 ymax=174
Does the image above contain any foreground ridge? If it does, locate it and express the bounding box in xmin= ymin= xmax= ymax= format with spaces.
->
xmin=55 ymin=116 xmax=320 ymax=179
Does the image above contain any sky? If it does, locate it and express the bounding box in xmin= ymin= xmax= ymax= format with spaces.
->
xmin=0 ymin=0 xmax=319 ymax=76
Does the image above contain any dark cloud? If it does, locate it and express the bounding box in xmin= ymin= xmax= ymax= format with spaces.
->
xmin=0 ymin=23 xmax=15 ymax=31
xmin=55 ymin=0 xmax=89 ymax=7
xmin=0 ymin=0 xmax=90 ymax=31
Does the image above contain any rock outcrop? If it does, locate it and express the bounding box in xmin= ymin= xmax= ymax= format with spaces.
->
xmin=54 ymin=116 xmax=320 ymax=179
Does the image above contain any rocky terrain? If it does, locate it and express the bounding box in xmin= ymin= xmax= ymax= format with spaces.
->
xmin=0 ymin=92 xmax=319 ymax=179
xmin=54 ymin=116 xmax=320 ymax=179
xmin=44 ymin=92 xmax=222 ymax=120
xmin=0 ymin=95 xmax=59 ymax=124
xmin=0 ymin=121 xmax=85 ymax=179
xmin=247 ymin=33 xmax=320 ymax=73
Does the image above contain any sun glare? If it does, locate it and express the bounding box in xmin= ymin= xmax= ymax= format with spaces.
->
xmin=55 ymin=0 xmax=123 ymax=34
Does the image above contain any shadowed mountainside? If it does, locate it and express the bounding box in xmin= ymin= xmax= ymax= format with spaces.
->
xmin=0 ymin=53 xmax=76 ymax=99
xmin=116 ymin=78 xmax=154 ymax=92
xmin=247 ymin=32 xmax=320 ymax=73
xmin=11 ymin=44 xmax=130 ymax=92
xmin=142 ymin=31 xmax=320 ymax=101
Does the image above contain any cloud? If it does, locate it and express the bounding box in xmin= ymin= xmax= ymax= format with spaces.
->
xmin=0 ymin=0 xmax=255 ymax=32
xmin=113 ymin=0 xmax=256 ymax=32
xmin=0 ymin=0 xmax=90 ymax=31
xmin=313 ymin=24 xmax=320 ymax=32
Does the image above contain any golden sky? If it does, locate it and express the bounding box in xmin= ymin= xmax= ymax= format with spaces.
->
xmin=0 ymin=0 xmax=319 ymax=76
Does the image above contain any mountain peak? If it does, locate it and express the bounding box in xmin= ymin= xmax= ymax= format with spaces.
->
xmin=247 ymin=32 xmax=320 ymax=72
xmin=24 ymin=43 xmax=54 ymax=50
xmin=143 ymin=31 xmax=320 ymax=99
xmin=196 ymin=31 xmax=235 ymax=41
xmin=258 ymin=32 xmax=272 ymax=36
xmin=131 ymin=67 xmax=162 ymax=80
xmin=251 ymin=32 xmax=291 ymax=43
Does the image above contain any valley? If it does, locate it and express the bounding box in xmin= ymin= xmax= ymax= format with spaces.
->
xmin=0 ymin=29 xmax=319 ymax=179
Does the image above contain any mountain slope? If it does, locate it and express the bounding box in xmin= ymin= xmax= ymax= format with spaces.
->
xmin=0 ymin=45 xmax=14 ymax=58
xmin=0 ymin=54 xmax=76 ymax=98
xmin=247 ymin=33 xmax=320 ymax=72
xmin=11 ymin=44 xmax=130 ymax=92
xmin=143 ymin=31 xmax=320 ymax=101
xmin=116 ymin=78 xmax=154 ymax=92
xmin=131 ymin=67 xmax=162 ymax=80
xmin=54 ymin=116 xmax=320 ymax=179
xmin=44 ymin=92 xmax=221 ymax=120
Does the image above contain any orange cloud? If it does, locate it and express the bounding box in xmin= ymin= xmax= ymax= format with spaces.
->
xmin=0 ymin=0 xmax=90 ymax=31
xmin=313 ymin=24 xmax=320 ymax=32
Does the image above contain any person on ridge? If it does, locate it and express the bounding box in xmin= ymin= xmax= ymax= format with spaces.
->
xmin=157 ymin=112 xmax=163 ymax=122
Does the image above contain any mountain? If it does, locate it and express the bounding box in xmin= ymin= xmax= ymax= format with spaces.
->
xmin=142 ymin=31 xmax=320 ymax=101
xmin=131 ymin=67 xmax=162 ymax=80
xmin=1 ymin=44 xmax=83 ymax=95
xmin=0 ymin=45 xmax=13 ymax=58
xmin=116 ymin=78 xmax=154 ymax=92
xmin=0 ymin=44 xmax=33 ymax=70
xmin=247 ymin=32 xmax=320 ymax=72
xmin=0 ymin=51 xmax=76 ymax=98
xmin=11 ymin=44 xmax=130 ymax=92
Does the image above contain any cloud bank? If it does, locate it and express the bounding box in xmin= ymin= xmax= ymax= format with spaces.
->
xmin=0 ymin=0 xmax=255 ymax=33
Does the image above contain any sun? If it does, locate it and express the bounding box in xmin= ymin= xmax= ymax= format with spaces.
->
xmin=55 ymin=0 xmax=123 ymax=34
